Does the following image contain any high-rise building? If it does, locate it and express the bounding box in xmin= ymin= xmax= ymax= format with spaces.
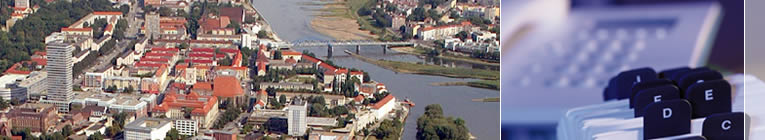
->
xmin=287 ymin=98 xmax=307 ymax=136
xmin=45 ymin=41 xmax=74 ymax=113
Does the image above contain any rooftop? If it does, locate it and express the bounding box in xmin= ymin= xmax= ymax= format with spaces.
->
xmin=213 ymin=76 xmax=244 ymax=98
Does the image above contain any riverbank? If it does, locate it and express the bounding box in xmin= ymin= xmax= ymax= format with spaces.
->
xmin=344 ymin=50 xmax=499 ymax=80
xmin=431 ymin=80 xmax=499 ymax=90
xmin=471 ymin=97 xmax=500 ymax=102
xmin=391 ymin=46 xmax=500 ymax=67
xmin=306 ymin=0 xmax=377 ymax=40
xmin=242 ymin=0 xmax=282 ymax=41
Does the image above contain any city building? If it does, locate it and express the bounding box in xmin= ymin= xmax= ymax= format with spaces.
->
xmin=152 ymin=92 xmax=219 ymax=128
xmin=371 ymin=94 xmax=396 ymax=120
xmin=213 ymin=76 xmax=245 ymax=104
xmin=44 ymin=41 xmax=75 ymax=112
xmin=124 ymin=117 xmax=173 ymax=140
xmin=287 ymin=98 xmax=307 ymax=136
xmin=417 ymin=21 xmax=472 ymax=40
xmin=0 ymin=74 xmax=28 ymax=102
xmin=174 ymin=119 xmax=198 ymax=136
xmin=6 ymin=104 xmax=58 ymax=132
xmin=19 ymin=71 xmax=46 ymax=100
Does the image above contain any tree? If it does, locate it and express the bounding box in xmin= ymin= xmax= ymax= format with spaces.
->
xmin=119 ymin=5 xmax=130 ymax=15
xmin=88 ymin=132 xmax=104 ymax=140
xmin=279 ymin=95 xmax=286 ymax=104
xmin=273 ymin=50 xmax=282 ymax=59
xmin=159 ymin=7 xmax=173 ymax=16
xmin=125 ymin=85 xmax=134 ymax=93
xmin=374 ymin=120 xmax=403 ymax=139
xmin=165 ymin=128 xmax=180 ymax=140
xmin=455 ymin=31 xmax=469 ymax=41
xmin=177 ymin=42 xmax=189 ymax=50
xmin=0 ymin=99 xmax=9 ymax=110
xmin=218 ymin=56 xmax=233 ymax=66
xmin=114 ymin=19 xmax=128 ymax=40
xmin=416 ymin=104 xmax=470 ymax=140
xmin=257 ymin=30 xmax=268 ymax=39
xmin=62 ymin=125 xmax=73 ymax=137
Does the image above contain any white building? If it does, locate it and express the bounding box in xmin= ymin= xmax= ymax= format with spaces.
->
xmin=174 ymin=119 xmax=198 ymax=136
xmin=371 ymin=94 xmax=396 ymax=120
xmin=125 ymin=117 xmax=173 ymax=140
xmin=20 ymin=71 xmax=47 ymax=99
xmin=0 ymin=74 xmax=28 ymax=102
xmin=44 ymin=41 xmax=75 ymax=113
xmin=288 ymin=98 xmax=308 ymax=136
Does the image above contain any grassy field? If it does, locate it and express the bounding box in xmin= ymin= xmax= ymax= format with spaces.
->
xmin=472 ymin=97 xmax=500 ymax=102
xmin=346 ymin=50 xmax=499 ymax=80
xmin=467 ymin=80 xmax=499 ymax=90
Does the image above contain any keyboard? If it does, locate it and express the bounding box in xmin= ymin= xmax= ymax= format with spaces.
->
xmin=501 ymin=2 xmax=722 ymax=124
xmin=557 ymin=67 xmax=755 ymax=140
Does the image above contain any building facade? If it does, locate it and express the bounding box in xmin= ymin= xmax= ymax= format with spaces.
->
xmin=6 ymin=104 xmax=58 ymax=132
xmin=124 ymin=117 xmax=173 ymax=140
xmin=287 ymin=99 xmax=307 ymax=136
xmin=45 ymin=41 xmax=75 ymax=112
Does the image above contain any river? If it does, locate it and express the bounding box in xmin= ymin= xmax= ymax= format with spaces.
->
xmin=250 ymin=0 xmax=500 ymax=139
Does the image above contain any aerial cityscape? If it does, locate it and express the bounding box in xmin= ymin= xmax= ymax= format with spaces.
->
xmin=0 ymin=0 xmax=499 ymax=139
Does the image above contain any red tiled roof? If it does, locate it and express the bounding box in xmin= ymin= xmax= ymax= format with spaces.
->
xmin=193 ymin=82 xmax=213 ymax=91
xmin=281 ymin=51 xmax=302 ymax=56
xmin=350 ymin=71 xmax=363 ymax=75
xmin=372 ymin=94 xmax=394 ymax=109
xmin=336 ymin=68 xmax=348 ymax=74
xmin=218 ymin=48 xmax=239 ymax=54
xmin=151 ymin=47 xmax=180 ymax=52
xmin=256 ymin=100 xmax=265 ymax=106
xmin=285 ymin=58 xmax=297 ymax=64
xmin=145 ymin=52 xmax=175 ymax=57
xmin=319 ymin=63 xmax=336 ymax=71
xmin=3 ymin=63 xmax=31 ymax=75
xmin=354 ymin=95 xmax=365 ymax=102
xmin=105 ymin=24 xmax=114 ymax=31
xmin=302 ymin=54 xmax=320 ymax=63
xmin=213 ymin=76 xmax=243 ymax=98
xmin=185 ymin=59 xmax=214 ymax=64
xmin=153 ymin=93 xmax=218 ymax=115
xmin=257 ymin=63 xmax=265 ymax=72
xmin=192 ymin=47 xmax=215 ymax=52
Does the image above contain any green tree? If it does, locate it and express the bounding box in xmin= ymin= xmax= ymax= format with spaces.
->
xmin=165 ymin=128 xmax=180 ymax=140
xmin=416 ymin=104 xmax=470 ymax=140
xmin=257 ymin=30 xmax=268 ymax=38
xmin=273 ymin=50 xmax=282 ymax=59
xmin=87 ymin=132 xmax=104 ymax=140
xmin=62 ymin=125 xmax=72 ymax=137
xmin=279 ymin=95 xmax=287 ymax=104
xmin=455 ymin=31 xmax=469 ymax=41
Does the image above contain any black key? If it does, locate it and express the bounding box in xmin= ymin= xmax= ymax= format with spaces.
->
xmin=677 ymin=70 xmax=723 ymax=95
xmin=685 ymin=80 xmax=732 ymax=118
xmin=702 ymin=112 xmax=750 ymax=140
xmin=659 ymin=67 xmax=691 ymax=79
xmin=671 ymin=67 xmax=713 ymax=83
xmin=644 ymin=99 xmax=692 ymax=139
xmin=633 ymin=85 xmax=680 ymax=117
xmin=630 ymin=79 xmax=675 ymax=108
xmin=604 ymin=75 xmax=620 ymax=101
xmin=613 ymin=67 xmax=658 ymax=100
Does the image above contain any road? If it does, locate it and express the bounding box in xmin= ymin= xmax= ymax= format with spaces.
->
xmin=73 ymin=3 xmax=144 ymax=86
